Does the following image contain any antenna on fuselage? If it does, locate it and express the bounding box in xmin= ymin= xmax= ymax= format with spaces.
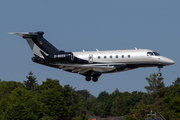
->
xmin=134 ymin=47 xmax=138 ymax=50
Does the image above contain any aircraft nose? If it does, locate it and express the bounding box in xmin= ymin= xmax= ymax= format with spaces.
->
xmin=159 ymin=57 xmax=175 ymax=65
xmin=168 ymin=59 xmax=175 ymax=65
xmin=163 ymin=57 xmax=175 ymax=65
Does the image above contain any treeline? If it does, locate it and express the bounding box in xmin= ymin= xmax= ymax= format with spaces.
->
xmin=75 ymin=74 xmax=180 ymax=120
xmin=0 ymin=72 xmax=88 ymax=120
xmin=0 ymin=72 xmax=180 ymax=120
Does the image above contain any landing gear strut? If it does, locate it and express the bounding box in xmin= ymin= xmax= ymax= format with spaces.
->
xmin=157 ymin=66 xmax=163 ymax=76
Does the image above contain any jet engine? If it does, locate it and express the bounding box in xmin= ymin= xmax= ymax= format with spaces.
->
xmin=31 ymin=56 xmax=45 ymax=63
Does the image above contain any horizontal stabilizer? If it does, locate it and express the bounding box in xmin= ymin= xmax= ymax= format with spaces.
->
xmin=8 ymin=32 xmax=33 ymax=37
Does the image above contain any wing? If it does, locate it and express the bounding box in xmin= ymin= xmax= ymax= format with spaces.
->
xmin=52 ymin=63 xmax=126 ymax=75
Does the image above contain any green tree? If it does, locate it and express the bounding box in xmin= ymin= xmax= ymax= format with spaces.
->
xmin=0 ymin=80 xmax=24 ymax=101
xmin=95 ymin=91 xmax=110 ymax=117
xmin=0 ymin=87 xmax=45 ymax=120
xmin=163 ymin=85 xmax=180 ymax=119
xmin=173 ymin=77 xmax=180 ymax=85
xmin=0 ymin=78 xmax=84 ymax=119
xmin=74 ymin=114 xmax=88 ymax=120
xmin=154 ymin=86 xmax=172 ymax=112
xmin=129 ymin=103 xmax=149 ymax=120
xmin=140 ymin=93 xmax=154 ymax=105
xmin=114 ymin=97 xmax=128 ymax=116
xmin=76 ymin=90 xmax=91 ymax=101
xmin=75 ymin=90 xmax=91 ymax=110
xmin=86 ymin=95 xmax=97 ymax=116
xmin=23 ymin=71 xmax=38 ymax=91
xmin=97 ymin=91 xmax=109 ymax=102
xmin=145 ymin=73 xmax=165 ymax=94
xmin=34 ymin=78 xmax=81 ymax=119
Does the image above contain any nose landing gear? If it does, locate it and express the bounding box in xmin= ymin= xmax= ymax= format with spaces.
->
xmin=157 ymin=73 xmax=162 ymax=76
xmin=157 ymin=66 xmax=163 ymax=76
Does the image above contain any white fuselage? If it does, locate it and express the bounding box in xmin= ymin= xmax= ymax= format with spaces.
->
xmin=73 ymin=49 xmax=174 ymax=67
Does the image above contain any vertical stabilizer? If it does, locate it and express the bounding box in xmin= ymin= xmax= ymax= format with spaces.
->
xmin=10 ymin=31 xmax=59 ymax=58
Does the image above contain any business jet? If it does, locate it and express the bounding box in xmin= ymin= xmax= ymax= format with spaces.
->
xmin=10 ymin=31 xmax=175 ymax=82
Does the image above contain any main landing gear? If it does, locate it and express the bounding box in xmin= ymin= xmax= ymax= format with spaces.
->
xmin=157 ymin=66 xmax=163 ymax=76
xmin=85 ymin=76 xmax=91 ymax=82
xmin=85 ymin=76 xmax=99 ymax=82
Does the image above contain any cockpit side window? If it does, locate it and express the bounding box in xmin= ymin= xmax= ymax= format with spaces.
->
xmin=147 ymin=52 xmax=154 ymax=56
xmin=153 ymin=52 xmax=160 ymax=56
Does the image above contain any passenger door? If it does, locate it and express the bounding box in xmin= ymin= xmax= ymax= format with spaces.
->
xmin=88 ymin=54 xmax=93 ymax=63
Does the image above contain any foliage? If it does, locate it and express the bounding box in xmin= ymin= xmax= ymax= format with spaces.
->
xmin=0 ymin=80 xmax=24 ymax=101
xmin=76 ymin=89 xmax=92 ymax=111
xmin=76 ymin=89 xmax=91 ymax=101
xmin=124 ymin=115 xmax=139 ymax=120
xmin=74 ymin=114 xmax=88 ymax=120
xmin=173 ymin=77 xmax=180 ymax=85
xmin=0 ymin=87 xmax=45 ymax=120
xmin=1 ymin=73 xmax=180 ymax=119
xmin=163 ymin=85 xmax=180 ymax=119
xmin=23 ymin=71 xmax=38 ymax=91
xmin=129 ymin=103 xmax=149 ymax=120
xmin=34 ymin=78 xmax=81 ymax=119
xmin=145 ymin=73 xmax=165 ymax=94
xmin=153 ymin=86 xmax=172 ymax=112
xmin=0 ymin=78 xmax=82 ymax=119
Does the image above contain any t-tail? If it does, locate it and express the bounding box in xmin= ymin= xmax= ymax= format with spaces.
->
xmin=10 ymin=31 xmax=74 ymax=64
xmin=9 ymin=31 xmax=59 ymax=58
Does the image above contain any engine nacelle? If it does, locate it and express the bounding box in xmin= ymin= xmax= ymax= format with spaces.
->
xmin=31 ymin=56 xmax=45 ymax=63
xmin=48 ymin=52 xmax=74 ymax=63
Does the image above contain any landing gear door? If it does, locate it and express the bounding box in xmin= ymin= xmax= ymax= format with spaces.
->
xmin=88 ymin=54 xmax=93 ymax=63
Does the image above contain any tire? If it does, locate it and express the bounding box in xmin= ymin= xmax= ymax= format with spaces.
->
xmin=157 ymin=73 xmax=162 ymax=76
xmin=85 ymin=76 xmax=91 ymax=81
xmin=92 ymin=77 xmax=98 ymax=82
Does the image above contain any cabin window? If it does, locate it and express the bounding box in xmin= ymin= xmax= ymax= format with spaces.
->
xmin=104 ymin=56 xmax=106 ymax=59
xmin=122 ymin=55 xmax=124 ymax=58
xmin=116 ymin=55 xmax=118 ymax=58
xmin=110 ymin=55 xmax=112 ymax=59
xmin=98 ymin=56 xmax=100 ymax=59
xmin=128 ymin=55 xmax=130 ymax=58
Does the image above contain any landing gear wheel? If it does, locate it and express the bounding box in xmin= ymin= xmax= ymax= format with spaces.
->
xmin=92 ymin=77 xmax=98 ymax=82
xmin=85 ymin=76 xmax=91 ymax=81
xmin=157 ymin=73 xmax=162 ymax=76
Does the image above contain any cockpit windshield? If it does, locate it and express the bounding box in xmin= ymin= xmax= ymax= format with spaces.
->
xmin=147 ymin=52 xmax=161 ymax=56
xmin=153 ymin=52 xmax=160 ymax=56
